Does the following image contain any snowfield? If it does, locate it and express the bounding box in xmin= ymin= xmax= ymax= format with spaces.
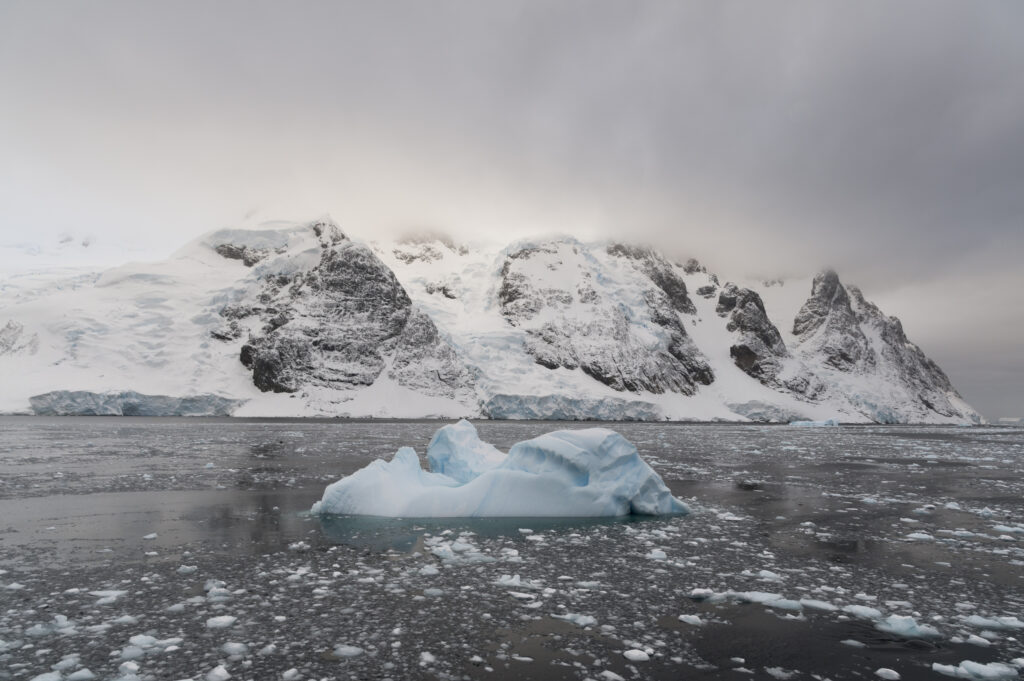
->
xmin=0 ymin=217 xmax=982 ymax=424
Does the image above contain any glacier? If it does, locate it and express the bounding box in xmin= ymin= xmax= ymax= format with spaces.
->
xmin=29 ymin=390 xmax=246 ymax=417
xmin=0 ymin=217 xmax=983 ymax=423
xmin=311 ymin=420 xmax=688 ymax=517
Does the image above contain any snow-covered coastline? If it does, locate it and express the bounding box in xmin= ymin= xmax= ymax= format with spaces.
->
xmin=0 ymin=218 xmax=982 ymax=424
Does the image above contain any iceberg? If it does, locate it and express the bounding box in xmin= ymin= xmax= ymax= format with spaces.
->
xmin=312 ymin=420 xmax=688 ymax=517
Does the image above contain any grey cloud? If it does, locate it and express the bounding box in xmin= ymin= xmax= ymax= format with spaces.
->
xmin=0 ymin=0 xmax=1021 ymax=416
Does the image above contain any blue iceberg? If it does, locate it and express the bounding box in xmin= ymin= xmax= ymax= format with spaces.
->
xmin=312 ymin=420 xmax=688 ymax=518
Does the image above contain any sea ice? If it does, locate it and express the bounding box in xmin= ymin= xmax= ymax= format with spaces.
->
xmin=932 ymin=661 xmax=1020 ymax=680
xmin=312 ymin=420 xmax=688 ymax=517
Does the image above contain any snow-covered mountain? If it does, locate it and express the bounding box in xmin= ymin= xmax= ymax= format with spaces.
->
xmin=0 ymin=218 xmax=981 ymax=423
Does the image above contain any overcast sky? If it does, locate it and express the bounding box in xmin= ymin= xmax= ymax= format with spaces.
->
xmin=1 ymin=1 xmax=1021 ymax=418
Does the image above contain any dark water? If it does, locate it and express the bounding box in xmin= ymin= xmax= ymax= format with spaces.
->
xmin=1 ymin=418 xmax=1023 ymax=680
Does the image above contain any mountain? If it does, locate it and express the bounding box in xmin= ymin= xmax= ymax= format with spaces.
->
xmin=0 ymin=218 xmax=981 ymax=423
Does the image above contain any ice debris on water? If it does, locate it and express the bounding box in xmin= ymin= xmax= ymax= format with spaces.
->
xmin=311 ymin=420 xmax=688 ymax=517
xmin=932 ymin=661 xmax=1020 ymax=680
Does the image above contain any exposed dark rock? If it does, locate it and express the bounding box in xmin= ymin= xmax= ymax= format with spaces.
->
xmin=789 ymin=270 xmax=970 ymax=420
xmin=715 ymin=283 xmax=792 ymax=385
xmin=696 ymin=284 xmax=718 ymax=298
xmin=792 ymin=270 xmax=872 ymax=372
xmin=424 ymin=281 xmax=457 ymax=299
xmin=210 ymin=320 xmax=243 ymax=342
xmin=214 ymin=243 xmax=270 ymax=267
xmin=238 ymin=223 xmax=474 ymax=402
xmin=683 ymin=258 xmax=705 ymax=274
xmin=499 ymin=240 xmax=713 ymax=395
xmin=607 ymin=243 xmax=696 ymax=314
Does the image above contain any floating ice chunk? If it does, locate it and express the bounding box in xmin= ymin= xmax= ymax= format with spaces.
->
xmin=599 ymin=671 xmax=626 ymax=681
xmin=906 ymin=532 xmax=934 ymax=541
xmin=206 ymin=615 xmax=237 ymax=629
xmin=646 ymin=549 xmax=667 ymax=560
xmin=427 ymin=420 xmax=506 ymax=484
xmin=876 ymin=615 xmax=941 ymax=639
xmin=789 ymin=419 xmax=839 ymax=427
xmin=221 ymin=642 xmax=248 ymax=656
xmin=875 ymin=669 xmax=901 ymax=680
xmin=843 ymin=604 xmax=883 ymax=619
xmin=932 ymin=661 xmax=1020 ymax=679
xmin=206 ymin=665 xmax=231 ymax=681
xmin=961 ymin=616 xmax=1024 ymax=631
xmin=142 ymin=533 xmax=157 ymax=540
xmin=313 ymin=425 xmax=688 ymax=517
xmin=67 ymin=670 xmax=97 ymax=681
xmin=90 ymin=590 xmax=127 ymax=605
xmin=29 ymin=673 xmax=61 ymax=681
xmin=799 ymin=599 xmax=837 ymax=611
xmin=623 ymin=649 xmax=650 ymax=662
xmin=333 ymin=644 xmax=364 ymax=658
xmin=553 ymin=613 xmax=597 ymax=627
xmin=678 ymin=615 xmax=703 ymax=626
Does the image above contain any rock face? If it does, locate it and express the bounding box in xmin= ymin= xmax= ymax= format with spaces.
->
xmin=497 ymin=239 xmax=712 ymax=395
xmin=790 ymin=270 xmax=970 ymax=422
xmin=231 ymin=222 xmax=474 ymax=402
xmin=716 ymin=284 xmax=788 ymax=380
xmin=793 ymin=270 xmax=872 ymax=372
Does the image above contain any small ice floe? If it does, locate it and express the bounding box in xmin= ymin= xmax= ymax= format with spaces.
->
xmin=646 ymin=549 xmax=667 ymax=561
xmin=67 ymin=670 xmax=96 ymax=681
xmin=789 ymin=419 xmax=839 ymax=427
xmin=495 ymin=574 xmax=543 ymax=590
xmin=142 ymin=533 xmax=157 ymax=540
xmin=842 ymin=604 xmax=883 ymax=620
xmin=205 ymin=615 xmax=237 ymax=629
xmin=875 ymin=615 xmax=941 ymax=639
xmin=875 ymin=669 xmax=901 ymax=680
xmin=678 ymin=614 xmax=703 ymax=626
xmin=623 ymin=649 xmax=650 ymax=662
xmin=176 ymin=565 xmax=198 ymax=575
xmin=205 ymin=665 xmax=231 ymax=681
xmin=552 ymin=613 xmax=597 ymax=627
xmin=932 ymin=661 xmax=1020 ymax=679
xmin=960 ymin=615 xmax=1024 ymax=631
xmin=89 ymin=590 xmax=128 ymax=605
xmin=311 ymin=420 xmax=687 ymax=517
xmin=689 ymin=588 xmax=801 ymax=611
xmin=333 ymin=644 xmax=364 ymax=657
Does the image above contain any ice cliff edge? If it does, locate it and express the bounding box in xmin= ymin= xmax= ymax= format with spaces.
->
xmin=311 ymin=420 xmax=688 ymax=517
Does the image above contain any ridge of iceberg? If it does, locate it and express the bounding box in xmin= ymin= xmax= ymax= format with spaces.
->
xmin=311 ymin=420 xmax=688 ymax=518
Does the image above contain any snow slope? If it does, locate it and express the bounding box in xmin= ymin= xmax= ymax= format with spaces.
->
xmin=0 ymin=218 xmax=982 ymax=423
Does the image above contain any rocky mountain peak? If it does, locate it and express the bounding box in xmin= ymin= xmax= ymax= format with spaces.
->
xmin=792 ymin=269 xmax=872 ymax=372
xmin=233 ymin=235 xmax=473 ymax=401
